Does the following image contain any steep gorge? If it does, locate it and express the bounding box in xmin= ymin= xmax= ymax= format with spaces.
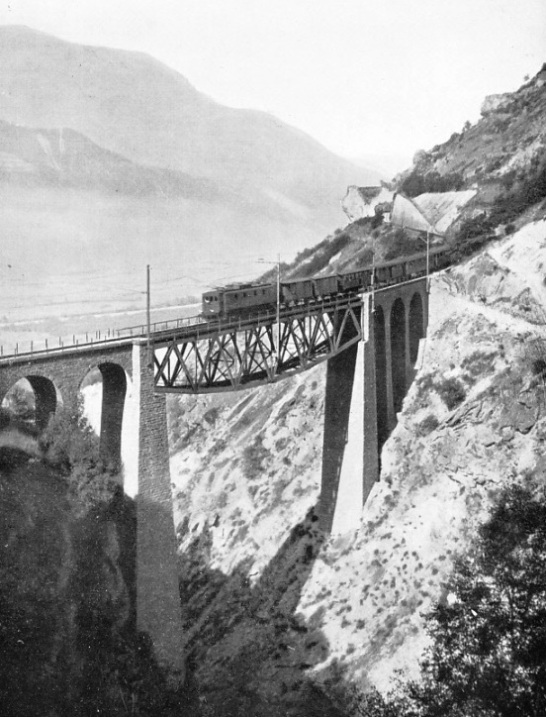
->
xmin=169 ymin=218 xmax=546 ymax=712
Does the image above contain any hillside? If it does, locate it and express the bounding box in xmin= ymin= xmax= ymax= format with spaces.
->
xmin=3 ymin=52 xmax=546 ymax=717
xmin=162 ymin=68 xmax=546 ymax=713
xmin=168 ymin=216 xmax=546 ymax=712
xmin=259 ymin=63 xmax=546 ymax=288
xmin=396 ymin=64 xmax=546 ymax=228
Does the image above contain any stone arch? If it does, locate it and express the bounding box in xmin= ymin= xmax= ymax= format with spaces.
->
xmin=409 ymin=292 xmax=424 ymax=364
xmin=374 ymin=305 xmax=389 ymax=454
xmin=1 ymin=375 xmax=62 ymax=431
xmin=80 ymin=362 xmax=127 ymax=469
xmin=390 ymin=298 xmax=406 ymax=414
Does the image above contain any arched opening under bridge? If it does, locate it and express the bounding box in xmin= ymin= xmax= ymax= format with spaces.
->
xmin=390 ymin=298 xmax=406 ymax=415
xmin=374 ymin=305 xmax=389 ymax=457
xmin=409 ymin=292 xmax=424 ymax=365
xmin=1 ymin=375 xmax=62 ymax=432
xmin=79 ymin=363 xmax=135 ymax=476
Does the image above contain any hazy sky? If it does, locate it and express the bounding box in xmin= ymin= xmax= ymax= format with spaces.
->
xmin=1 ymin=0 xmax=544 ymax=172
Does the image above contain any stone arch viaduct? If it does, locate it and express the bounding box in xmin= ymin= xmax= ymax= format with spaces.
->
xmin=0 ymin=277 xmax=428 ymax=678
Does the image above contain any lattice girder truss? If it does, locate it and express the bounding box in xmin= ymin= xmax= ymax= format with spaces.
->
xmin=153 ymin=300 xmax=363 ymax=393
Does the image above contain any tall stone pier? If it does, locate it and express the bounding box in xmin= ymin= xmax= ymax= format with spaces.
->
xmin=132 ymin=343 xmax=184 ymax=681
xmin=319 ymin=294 xmax=378 ymax=533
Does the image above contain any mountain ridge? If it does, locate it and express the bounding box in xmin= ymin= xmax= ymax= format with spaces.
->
xmin=0 ymin=25 xmax=379 ymax=316
xmin=0 ymin=25 xmax=379 ymax=211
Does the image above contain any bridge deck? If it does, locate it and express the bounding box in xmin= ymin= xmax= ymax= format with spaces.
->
xmin=0 ymin=276 xmax=427 ymax=362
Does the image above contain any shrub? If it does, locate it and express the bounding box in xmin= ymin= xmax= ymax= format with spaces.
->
xmin=368 ymin=479 xmax=546 ymax=717
xmin=295 ymin=231 xmax=353 ymax=278
xmin=242 ymin=435 xmax=270 ymax=480
xmin=398 ymin=169 xmax=464 ymax=197
xmin=532 ymin=358 xmax=546 ymax=376
xmin=435 ymin=377 xmax=466 ymax=410
xmin=461 ymin=349 xmax=496 ymax=379
xmin=382 ymin=228 xmax=424 ymax=261
xmin=418 ymin=414 xmax=440 ymax=436
xmin=457 ymin=213 xmax=493 ymax=240
xmin=2 ymin=382 xmax=35 ymax=424
xmin=489 ymin=156 xmax=546 ymax=225
xmin=38 ymin=401 xmax=117 ymax=514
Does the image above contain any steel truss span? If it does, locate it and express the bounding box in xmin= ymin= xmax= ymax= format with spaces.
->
xmin=153 ymin=297 xmax=362 ymax=393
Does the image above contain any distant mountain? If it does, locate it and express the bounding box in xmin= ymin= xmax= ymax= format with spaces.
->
xmin=0 ymin=118 xmax=224 ymax=201
xmin=0 ymin=25 xmax=378 ymax=223
xmin=0 ymin=26 xmax=379 ymax=316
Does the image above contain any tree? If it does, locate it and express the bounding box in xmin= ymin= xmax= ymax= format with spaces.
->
xmin=38 ymin=400 xmax=117 ymax=515
xmin=388 ymin=479 xmax=546 ymax=717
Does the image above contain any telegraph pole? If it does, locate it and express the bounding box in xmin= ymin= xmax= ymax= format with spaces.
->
xmin=258 ymin=254 xmax=282 ymax=373
xmin=146 ymin=264 xmax=152 ymax=367
xmin=426 ymin=230 xmax=430 ymax=293
xmin=276 ymin=253 xmax=281 ymax=371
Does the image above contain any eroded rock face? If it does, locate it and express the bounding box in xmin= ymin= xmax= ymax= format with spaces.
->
xmin=481 ymin=93 xmax=512 ymax=116
xmin=169 ymin=220 xmax=546 ymax=706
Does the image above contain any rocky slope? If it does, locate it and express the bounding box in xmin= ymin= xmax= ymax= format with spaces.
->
xmin=4 ymin=45 xmax=546 ymax=715
xmin=396 ymin=63 xmax=546 ymax=228
xmin=168 ymin=217 xmax=546 ymax=712
xmin=166 ymin=69 xmax=546 ymax=712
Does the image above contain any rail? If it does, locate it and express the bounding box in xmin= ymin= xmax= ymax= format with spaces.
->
xmin=0 ymin=272 xmax=428 ymax=362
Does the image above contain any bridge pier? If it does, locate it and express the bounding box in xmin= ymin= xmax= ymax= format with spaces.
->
xmin=132 ymin=342 xmax=184 ymax=682
xmin=319 ymin=295 xmax=379 ymax=533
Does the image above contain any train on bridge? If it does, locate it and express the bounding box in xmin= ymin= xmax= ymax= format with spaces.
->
xmin=202 ymin=245 xmax=451 ymax=319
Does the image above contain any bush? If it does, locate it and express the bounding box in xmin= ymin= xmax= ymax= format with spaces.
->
xmin=532 ymin=358 xmax=546 ymax=376
xmin=457 ymin=213 xmax=493 ymax=240
xmin=2 ymin=382 xmax=35 ymax=424
xmin=398 ymin=170 xmax=464 ymax=197
xmin=417 ymin=414 xmax=440 ymax=436
xmin=294 ymin=232 xmax=353 ymax=278
xmin=461 ymin=350 xmax=496 ymax=379
xmin=435 ymin=377 xmax=466 ymax=410
xmin=38 ymin=401 xmax=117 ymax=515
xmin=382 ymin=479 xmax=546 ymax=717
xmin=343 ymin=478 xmax=546 ymax=717
xmin=242 ymin=435 xmax=270 ymax=480
xmin=489 ymin=156 xmax=546 ymax=225
xmin=382 ymin=228 xmax=424 ymax=261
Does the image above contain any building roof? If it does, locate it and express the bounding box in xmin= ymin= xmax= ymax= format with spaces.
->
xmin=412 ymin=190 xmax=477 ymax=234
xmin=341 ymin=185 xmax=394 ymax=221
xmin=390 ymin=194 xmax=437 ymax=236
xmin=391 ymin=189 xmax=477 ymax=236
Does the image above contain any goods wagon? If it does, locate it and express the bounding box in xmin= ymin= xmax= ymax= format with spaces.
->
xmin=201 ymin=244 xmax=453 ymax=319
